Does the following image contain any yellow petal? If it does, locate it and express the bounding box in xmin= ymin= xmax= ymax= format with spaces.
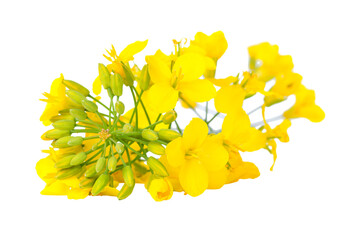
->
xmin=93 ymin=76 xmax=102 ymax=95
xmin=41 ymin=181 xmax=69 ymax=195
xmin=179 ymin=159 xmax=208 ymax=197
xmin=146 ymin=54 xmax=172 ymax=85
xmin=67 ymin=188 xmax=90 ymax=199
xmin=178 ymin=79 xmax=216 ymax=103
xmin=214 ymin=85 xmax=246 ymax=114
xmin=192 ymin=31 xmax=228 ymax=59
xmin=231 ymin=162 xmax=260 ymax=180
xmin=165 ymin=137 xmax=185 ymax=168
xmin=173 ymin=53 xmax=208 ymax=82
xmin=148 ymin=178 xmax=173 ymax=201
xmin=222 ymin=110 xmax=266 ymax=152
xmin=182 ymin=118 xmax=208 ymax=151
xmin=208 ymin=167 xmax=229 ymax=189
xmin=198 ymin=136 xmax=229 ymax=171
xmin=209 ymin=76 xmax=238 ymax=87
xmin=143 ymin=84 xmax=179 ymax=113
xmin=119 ymin=40 xmax=148 ymax=62
xmin=36 ymin=157 xmax=56 ymax=183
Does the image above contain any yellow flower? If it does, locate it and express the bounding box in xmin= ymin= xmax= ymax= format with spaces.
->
xmin=165 ymin=118 xmax=229 ymax=196
xmin=93 ymin=40 xmax=148 ymax=95
xmin=147 ymin=177 xmax=173 ymax=201
xmin=221 ymin=109 xmax=266 ymax=152
xmin=40 ymin=74 xmax=81 ymax=126
xmin=265 ymin=72 xmax=303 ymax=106
xmin=188 ymin=31 xmax=228 ymax=60
xmin=214 ymin=84 xmax=246 ymax=114
xmin=144 ymin=53 xmax=216 ymax=113
xmin=284 ymin=85 xmax=325 ymax=122
xmin=249 ymin=42 xmax=294 ymax=82
xmin=226 ymin=150 xmax=260 ymax=183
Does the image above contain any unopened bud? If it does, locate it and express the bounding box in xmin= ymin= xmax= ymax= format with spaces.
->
xmin=108 ymin=156 xmax=118 ymax=172
xmin=158 ymin=129 xmax=181 ymax=142
xmin=98 ymin=63 xmax=111 ymax=89
xmin=70 ymin=152 xmax=87 ymax=165
xmin=63 ymin=79 xmax=90 ymax=96
xmin=115 ymin=142 xmax=124 ymax=154
xmin=45 ymin=129 xmax=70 ymax=139
xmin=79 ymin=178 xmax=96 ymax=189
xmin=55 ymin=166 xmax=82 ymax=180
xmin=121 ymin=62 xmax=134 ymax=86
xmin=50 ymin=114 xmax=75 ymax=122
xmin=54 ymin=155 xmax=74 ymax=169
xmin=66 ymin=89 xmax=86 ymax=105
xmin=52 ymin=136 xmax=83 ymax=148
xmin=91 ymin=141 xmax=101 ymax=151
xmin=117 ymin=183 xmax=135 ymax=200
xmin=52 ymin=119 xmax=75 ymax=130
xmin=82 ymin=99 xmax=98 ymax=112
xmin=142 ymin=129 xmax=158 ymax=141
xmin=91 ymin=173 xmax=110 ymax=196
xmin=110 ymin=73 xmax=123 ymax=96
xmin=70 ymin=109 xmax=87 ymax=121
xmin=162 ymin=110 xmax=177 ymax=124
xmin=147 ymin=142 xmax=165 ymax=155
xmin=85 ymin=165 xmax=98 ymax=178
xmin=96 ymin=157 xmax=106 ymax=173
xmin=115 ymin=100 xmax=125 ymax=115
xmin=139 ymin=65 xmax=150 ymax=91
xmin=122 ymin=165 xmax=135 ymax=187
xmin=122 ymin=123 xmax=134 ymax=133
xmin=147 ymin=157 xmax=169 ymax=177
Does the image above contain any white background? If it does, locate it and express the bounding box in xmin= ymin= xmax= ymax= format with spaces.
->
xmin=1 ymin=0 xmax=350 ymax=239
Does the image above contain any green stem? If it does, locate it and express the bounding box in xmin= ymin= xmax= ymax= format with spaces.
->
xmin=145 ymin=120 xmax=163 ymax=129
xmin=132 ymin=86 xmax=151 ymax=125
xmin=207 ymin=112 xmax=220 ymax=125
xmin=129 ymin=87 xmax=138 ymax=129
xmin=84 ymin=135 xmax=100 ymax=140
xmin=174 ymin=120 xmax=182 ymax=135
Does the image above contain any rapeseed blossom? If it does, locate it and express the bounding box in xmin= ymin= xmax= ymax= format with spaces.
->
xmin=37 ymin=31 xmax=324 ymax=201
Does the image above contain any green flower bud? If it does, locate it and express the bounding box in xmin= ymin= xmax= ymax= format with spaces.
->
xmin=52 ymin=136 xmax=83 ymax=148
xmin=63 ymin=79 xmax=90 ymax=96
xmin=45 ymin=129 xmax=70 ymax=139
xmin=82 ymin=99 xmax=98 ymax=112
xmin=50 ymin=114 xmax=75 ymax=122
xmin=139 ymin=65 xmax=150 ymax=91
xmin=54 ymin=155 xmax=75 ymax=169
xmin=70 ymin=109 xmax=87 ymax=121
xmin=147 ymin=156 xmax=169 ymax=177
xmin=122 ymin=165 xmax=135 ymax=187
xmin=52 ymin=119 xmax=75 ymax=130
xmin=96 ymin=157 xmax=106 ymax=173
xmin=147 ymin=142 xmax=165 ymax=155
xmin=115 ymin=142 xmax=124 ymax=154
xmin=70 ymin=152 xmax=87 ymax=166
xmin=122 ymin=123 xmax=134 ymax=133
xmin=79 ymin=178 xmax=96 ymax=189
xmin=91 ymin=173 xmax=110 ymax=196
xmin=121 ymin=62 xmax=134 ymax=86
xmin=98 ymin=63 xmax=111 ymax=89
xmin=117 ymin=183 xmax=135 ymax=200
xmin=115 ymin=100 xmax=125 ymax=115
xmin=108 ymin=156 xmax=118 ymax=172
xmin=142 ymin=129 xmax=158 ymax=141
xmin=158 ymin=129 xmax=181 ymax=142
xmin=110 ymin=73 xmax=123 ymax=96
xmin=85 ymin=165 xmax=98 ymax=178
xmin=67 ymin=136 xmax=84 ymax=147
xmin=66 ymin=89 xmax=86 ymax=105
xmin=162 ymin=110 xmax=177 ymax=124
xmin=56 ymin=166 xmax=82 ymax=180
xmin=91 ymin=142 xmax=101 ymax=151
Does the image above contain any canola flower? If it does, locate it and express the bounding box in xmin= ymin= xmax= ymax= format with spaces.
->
xmin=37 ymin=31 xmax=325 ymax=201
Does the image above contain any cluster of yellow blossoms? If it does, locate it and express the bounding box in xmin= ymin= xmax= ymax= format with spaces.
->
xmin=37 ymin=31 xmax=324 ymax=201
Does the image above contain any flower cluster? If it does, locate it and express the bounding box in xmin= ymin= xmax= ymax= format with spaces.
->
xmin=37 ymin=31 xmax=324 ymax=201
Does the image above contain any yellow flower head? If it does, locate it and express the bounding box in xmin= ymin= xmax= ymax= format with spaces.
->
xmin=284 ymin=85 xmax=325 ymax=122
xmin=189 ymin=31 xmax=228 ymax=60
xmin=165 ymin=118 xmax=229 ymax=196
xmin=144 ymin=53 xmax=216 ymax=113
